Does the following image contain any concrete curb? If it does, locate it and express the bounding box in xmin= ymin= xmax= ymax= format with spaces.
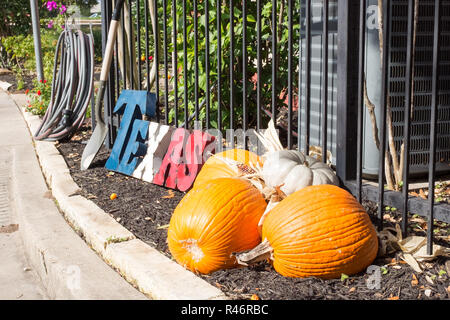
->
xmin=13 ymin=94 xmax=228 ymax=300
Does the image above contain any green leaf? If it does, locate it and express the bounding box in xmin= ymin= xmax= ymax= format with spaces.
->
xmin=247 ymin=15 xmax=256 ymax=23
xmin=340 ymin=274 xmax=349 ymax=282
xmin=380 ymin=267 xmax=388 ymax=275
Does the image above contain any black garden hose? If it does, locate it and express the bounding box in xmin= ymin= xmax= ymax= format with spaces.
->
xmin=34 ymin=28 xmax=95 ymax=141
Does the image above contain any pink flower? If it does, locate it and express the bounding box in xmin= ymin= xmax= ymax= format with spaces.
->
xmin=47 ymin=20 xmax=54 ymax=29
xmin=46 ymin=1 xmax=58 ymax=11
xmin=60 ymin=4 xmax=67 ymax=14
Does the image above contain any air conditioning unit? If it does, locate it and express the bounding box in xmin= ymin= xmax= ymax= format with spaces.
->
xmin=299 ymin=0 xmax=450 ymax=178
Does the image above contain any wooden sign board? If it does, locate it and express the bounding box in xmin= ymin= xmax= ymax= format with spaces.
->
xmin=152 ymin=128 xmax=216 ymax=191
xmin=132 ymin=122 xmax=175 ymax=183
xmin=105 ymin=90 xmax=216 ymax=192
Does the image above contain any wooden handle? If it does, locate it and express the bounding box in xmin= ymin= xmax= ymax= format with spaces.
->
xmin=100 ymin=20 xmax=119 ymax=82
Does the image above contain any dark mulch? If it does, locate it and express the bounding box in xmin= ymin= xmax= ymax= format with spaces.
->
xmin=55 ymin=125 xmax=450 ymax=300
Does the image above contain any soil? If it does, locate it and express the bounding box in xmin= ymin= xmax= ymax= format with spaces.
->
xmin=0 ymin=70 xmax=35 ymax=93
xmin=54 ymin=124 xmax=450 ymax=300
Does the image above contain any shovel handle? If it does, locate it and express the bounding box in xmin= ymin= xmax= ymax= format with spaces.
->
xmin=96 ymin=0 xmax=126 ymax=123
xmin=99 ymin=0 xmax=126 ymax=82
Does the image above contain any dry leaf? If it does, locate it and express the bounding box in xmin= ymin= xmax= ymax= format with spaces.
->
xmin=349 ymin=287 xmax=356 ymax=293
xmin=250 ymin=294 xmax=260 ymax=300
xmin=402 ymin=253 xmax=422 ymax=273
xmin=419 ymin=189 xmax=427 ymax=200
xmin=387 ymin=296 xmax=399 ymax=300
xmin=257 ymin=197 xmax=280 ymax=234
xmin=410 ymin=217 xmax=426 ymax=224
xmin=162 ymin=190 xmax=175 ymax=199
xmin=378 ymin=224 xmax=450 ymax=273
xmin=383 ymin=214 xmax=397 ymax=223
xmin=0 ymin=224 xmax=19 ymax=234
xmin=425 ymin=275 xmax=434 ymax=285
xmin=157 ymin=224 xmax=170 ymax=229
xmin=411 ymin=274 xmax=419 ymax=286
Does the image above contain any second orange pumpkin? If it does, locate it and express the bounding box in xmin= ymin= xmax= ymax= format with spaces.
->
xmin=253 ymin=184 xmax=379 ymax=279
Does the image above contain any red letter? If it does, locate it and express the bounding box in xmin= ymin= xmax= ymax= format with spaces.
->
xmin=152 ymin=128 xmax=187 ymax=188
xmin=176 ymin=130 xmax=215 ymax=191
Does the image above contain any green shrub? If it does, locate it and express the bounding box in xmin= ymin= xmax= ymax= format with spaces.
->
xmin=160 ymin=0 xmax=301 ymax=129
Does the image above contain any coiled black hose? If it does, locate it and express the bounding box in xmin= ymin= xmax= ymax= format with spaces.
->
xmin=34 ymin=28 xmax=95 ymax=141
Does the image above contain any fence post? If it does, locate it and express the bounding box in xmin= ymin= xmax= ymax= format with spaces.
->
xmin=336 ymin=1 xmax=360 ymax=183
xmin=29 ymin=0 xmax=44 ymax=82
xmin=100 ymin=0 xmax=116 ymax=148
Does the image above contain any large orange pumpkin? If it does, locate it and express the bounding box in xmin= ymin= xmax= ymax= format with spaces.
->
xmin=239 ymin=184 xmax=378 ymax=279
xmin=167 ymin=177 xmax=267 ymax=274
xmin=193 ymin=149 xmax=263 ymax=188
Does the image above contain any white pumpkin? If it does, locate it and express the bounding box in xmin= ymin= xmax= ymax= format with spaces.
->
xmin=262 ymin=149 xmax=340 ymax=196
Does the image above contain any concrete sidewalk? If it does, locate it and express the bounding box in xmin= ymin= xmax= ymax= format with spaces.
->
xmin=0 ymin=149 xmax=47 ymax=299
xmin=0 ymin=89 xmax=147 ymax=299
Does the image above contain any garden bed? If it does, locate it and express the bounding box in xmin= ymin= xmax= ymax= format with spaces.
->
xmin=0 ymin=70 xmax=34 ymax=93
xmin=54 ymin=124 xmax=450 ymax=300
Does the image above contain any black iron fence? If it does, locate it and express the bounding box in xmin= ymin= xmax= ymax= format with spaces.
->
xmin=99 ymin=0 xmax=450 ymax=254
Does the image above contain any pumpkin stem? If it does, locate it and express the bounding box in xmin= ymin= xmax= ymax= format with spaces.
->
xmin=234 ymin=239 xmax=274 ymax=266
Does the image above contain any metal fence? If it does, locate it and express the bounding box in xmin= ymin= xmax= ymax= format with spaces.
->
xmin=99 ymin=0 xmax=450 ymax=254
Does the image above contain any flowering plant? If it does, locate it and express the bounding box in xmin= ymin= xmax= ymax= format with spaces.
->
xmin=42 ymin=1 xmax=69 ymax=30
xmin=25 ymin=79 xmax=52 ymax=116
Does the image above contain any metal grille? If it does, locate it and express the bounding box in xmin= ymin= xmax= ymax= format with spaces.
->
xmin=98 ymin=0 xmax=450 ymax=255
xmin=299 ymin=0 xmax=338 ymax=162
xmin=301 ymin=0 xmax=450 ymax=174
xmin=388 ymin=0 xmax=450 ymax=175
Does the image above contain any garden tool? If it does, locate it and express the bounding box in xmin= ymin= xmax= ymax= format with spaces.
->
xmin=80 ymin=0 xmax=126 ymax=170
xmin=34 ymin=27 xmax=94 ymax=141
